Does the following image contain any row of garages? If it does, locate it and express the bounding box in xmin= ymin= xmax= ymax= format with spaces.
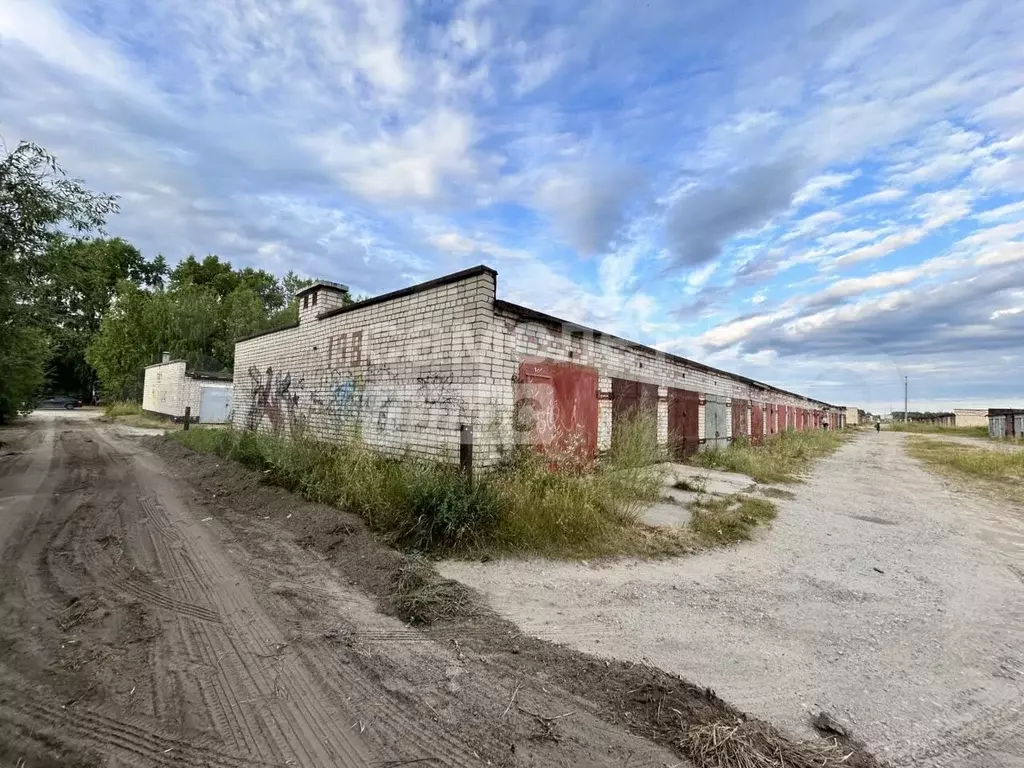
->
xmin=989 ymin=409 xmax=1024 ymax=439
xmin=516 ymin=360 xmax=845 ymax=463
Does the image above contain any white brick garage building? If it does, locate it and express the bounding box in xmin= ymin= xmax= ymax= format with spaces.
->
xmin=143 ymin=359 xmax=233 ymax=423
xmin=232 ymin=267 xmax=845 ymax=467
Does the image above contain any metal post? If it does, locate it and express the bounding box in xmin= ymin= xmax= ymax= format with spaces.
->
xmin=459 ymin=424 xmax=473 ymax=479
xmin=904 ymin=376 xmax=908 ymax=422
xmin=183 ymin=406 xmax=191 ymax=431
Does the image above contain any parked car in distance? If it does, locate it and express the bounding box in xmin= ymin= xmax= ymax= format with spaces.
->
xmin=39 ymin=396 xmax=83 ymax=410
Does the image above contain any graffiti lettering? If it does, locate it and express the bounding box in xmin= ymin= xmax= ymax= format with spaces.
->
xmin=245 ymin=365 xmax=304 ymax=435
xmin=327 ymin=330 xmax=364 ymax=369
xmin=417 ymin=373 xmax=458 ymax=405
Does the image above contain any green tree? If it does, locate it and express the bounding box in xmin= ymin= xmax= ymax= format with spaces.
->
xmin=0 ymin=141 xmax=117 ymax=421
xmin=41 ymin=236 xmax=166 ymax=399
xmin=86 ymin=282 xmax=168 ymax=401
xmin=170 ymin=255 xmax=286 ymax=313
xmin=88 ymin=261 xmax=310 ymax=400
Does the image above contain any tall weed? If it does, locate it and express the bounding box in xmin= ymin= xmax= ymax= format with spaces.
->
xmin=690 ymin=429 xmax=846 ymax=484
xmin=171 ymin=414 xmax=668 ymax=558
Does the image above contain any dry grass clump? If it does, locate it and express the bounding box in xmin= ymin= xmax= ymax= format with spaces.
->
xmin=688 ymin=495 xmax=777 ymax=546
xmin=680 ymin=719 xmax=852 ymax=768
xmin=390 ymin=558 xmax=480 ymax=625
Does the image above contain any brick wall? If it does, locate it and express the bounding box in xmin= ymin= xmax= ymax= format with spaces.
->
xmin=954 ymin=408 xmax=988 ymax=427
xmin=143 ymin=361 xmax=187 ymax=417
xmin=232 ymin=268 xmax=495 ymax=462
xmin=231 ymin=266 xmax=844 ymax=466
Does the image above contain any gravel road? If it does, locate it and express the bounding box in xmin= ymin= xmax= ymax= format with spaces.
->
xmin=441 ymin=431 xmax=1024 ymax=767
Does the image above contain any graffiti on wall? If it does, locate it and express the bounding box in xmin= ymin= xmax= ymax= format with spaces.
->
xmin=243 ymin=321 xmax=471 ymax=441
xmin=245 ymin=365 xmax=304 ymax=435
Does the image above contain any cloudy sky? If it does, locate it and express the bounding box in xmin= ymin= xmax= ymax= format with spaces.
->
xmin=3 ymin=0 xmax=1023 ymax=413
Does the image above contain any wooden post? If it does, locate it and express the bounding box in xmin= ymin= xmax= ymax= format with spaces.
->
xmin=183 ymin=406 xmax=191 ymax=431
xmin=459 ymin=424 xmax=473 ymax=479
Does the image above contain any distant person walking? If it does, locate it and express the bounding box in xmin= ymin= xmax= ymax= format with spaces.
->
xmin=875 ymin=421 xmax=881 ymax=432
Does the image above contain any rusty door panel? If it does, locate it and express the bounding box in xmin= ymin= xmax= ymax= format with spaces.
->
xmin=668 ymin=387 xmax=700 ymax=458
xmin=517 ymin=360 xmax=598 ymax=462
xmin=731 ymin=398 xmax=749 ymax=442
xmin=750 ymin=403 xmax=764 ymax=444
xmin=611 ymin=378 xmax=657 ymax=449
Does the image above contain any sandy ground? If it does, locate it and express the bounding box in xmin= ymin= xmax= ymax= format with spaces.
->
xmin=441 ymin=431 xmax=1024 ymax=767
xmin=0 ymin=411 xmax=680 ymax=767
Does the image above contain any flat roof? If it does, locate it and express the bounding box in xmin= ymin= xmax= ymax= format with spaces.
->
xmin=496 ymin=300 xmax=841 ymax=409
xmin=295 ymin=279 xmax=350 ymax=296
xmin=239 ymin=264 xmax=843 ymax=408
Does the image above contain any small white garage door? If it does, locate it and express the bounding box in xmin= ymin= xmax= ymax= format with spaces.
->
xmin=198 ymin=385 xmax=232 ymax=424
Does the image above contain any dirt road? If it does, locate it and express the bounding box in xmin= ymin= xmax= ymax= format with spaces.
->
xmin=0 ymin=412 xmax=683 ymax=767
xmin=442 ymin=431 xmax=1024 ymax=767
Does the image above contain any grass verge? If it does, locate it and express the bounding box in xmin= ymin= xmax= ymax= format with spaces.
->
xmin=889 ymin=422 xmax=990 ymax=438
xmin=688 ymin=429 xmax=848 ymax=484
xmin=169 ymin=421 xmax=686 ymax=558
xmin=688 ymin=495 xmax=777 ymax=546
xmin=101 ymin=402 xmax=176 ymax=430
xmin=906 ymin=436 xmax=1024 ymax=505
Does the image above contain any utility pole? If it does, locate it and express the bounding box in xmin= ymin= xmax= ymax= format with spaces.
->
xmin=904 ymin=376 xmax=908 ymax=422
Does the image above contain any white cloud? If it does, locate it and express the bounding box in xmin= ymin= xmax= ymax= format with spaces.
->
xmin=976 ymin=201 xmax=1024 ymax=222
xmin=309 ymin=109 xmax=480 ymax=201
xmin=697 ymin=310 xmax=792 ymax=350
xmin=792 ymin=172 xmax=860 ymax=207
xmin=847 ymin=188 xmax=908 ymax=206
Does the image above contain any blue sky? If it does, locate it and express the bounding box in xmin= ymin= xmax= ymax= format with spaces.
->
xmin=3 ymin=0 xmax=1024 ymax=413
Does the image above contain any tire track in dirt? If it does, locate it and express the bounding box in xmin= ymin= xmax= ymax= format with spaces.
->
xmin=83 ymin=425 xmax=376 ymax=767
xmin=0 ymin=683 xmax=276 ymax=768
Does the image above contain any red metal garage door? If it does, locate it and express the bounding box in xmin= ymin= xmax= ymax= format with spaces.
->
xmin=668 ymin=387 xmax=700 ymax=458
xmin=516 ymin=360 xmax=599 ymax=463
xmin=611 ymin=378 xmax=658 ymax=449
xmin=732 ymin=398 xmax=749 ymax=442
xmin=750 ymin=403 xmax=764 ymax=445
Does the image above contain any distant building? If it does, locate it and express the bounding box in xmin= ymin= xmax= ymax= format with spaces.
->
xmin=954 ymin=408 xmax=988 ymax=427
xmin=143 ymin=354 xmax=233 ymax=423
xmin=896 ymin=412 xmax=956 ymax=426
xmin=988 ymin=409 xmax=1024 ymax=439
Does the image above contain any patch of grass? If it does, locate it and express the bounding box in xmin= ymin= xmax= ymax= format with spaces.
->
xmin=688 ymin=430 xmax=847 ymax=484
xmin=101 ymin=401 xmax=175 ymax=429
xmin=680 ymin=718 xmax=851 ymax=768
xmin=169 ymin=416 xmax=678 ymax=558
xmin=688 ymin=495 xmax=777 ymax=546
xmin=890 ymin=422 xmax=990 ymax=438
xmin=103 ymin=402 xmax=144 ymax=418
xmin=907 ymin=436 xmax=1024 ymax=505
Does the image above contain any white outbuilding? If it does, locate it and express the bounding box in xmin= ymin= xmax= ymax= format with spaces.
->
xmin=142 ymin=353 xmax=233 ymax=423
